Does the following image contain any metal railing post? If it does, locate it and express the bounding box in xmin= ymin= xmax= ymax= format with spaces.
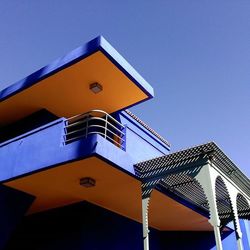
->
xmin=104 ymin=114 xmax=108 ymax=139
xmin=65 ymin=110 xmax=125 ymax=150
xmin=85 ymin=115 xmax=89 ymax=138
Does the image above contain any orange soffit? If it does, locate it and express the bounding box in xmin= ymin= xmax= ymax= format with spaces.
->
xmin=4 ymin=157 xmax=211 ymax=231
xmin=0 ymin=36 xmax=154 ymax=126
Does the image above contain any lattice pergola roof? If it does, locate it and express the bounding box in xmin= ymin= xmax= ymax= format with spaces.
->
xmin=135 ymin=142 xmax=250 ymax=223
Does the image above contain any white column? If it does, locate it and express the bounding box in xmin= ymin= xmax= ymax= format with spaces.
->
xmin=232 ymin=206 xmax=244 ymax=250
xmin=213 ymin=225 xmax=223 ymax=250
xmin=232 ymin=202 xmax=244 ymax=250
xmin=227 ymin=188 xmax=244 ymax=250
xmin=195 ymin=164 xmax=223 ymax=250
xmin=142 ymin=197 xmax=150 ymax=250
xmin=237 ymin=238 xmax=244 ymax=250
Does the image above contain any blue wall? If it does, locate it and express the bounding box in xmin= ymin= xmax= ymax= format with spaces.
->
xmin=0 ymin=118 xmax=66 ymax=181
xmin=0 ymin=117 xmax=132 ymax=181
xmin=117 ymin=111 xmax=170 ymax=163
xmin=6 ymin=201 xmax=224 ymax=250
xmin=242 ymin=220 xmax=250 ymax=249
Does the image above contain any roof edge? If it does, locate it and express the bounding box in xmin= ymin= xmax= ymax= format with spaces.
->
xmin=124 ymin=109 xmax=170 ymax=148
xmin=0 ymin=36 xmax=154 ymax=103
xmin=98 ymin=36 xmax=154 ymax=99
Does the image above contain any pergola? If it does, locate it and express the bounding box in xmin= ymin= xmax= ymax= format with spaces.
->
xmin=135 ymin=142 xmax=250 ymax=250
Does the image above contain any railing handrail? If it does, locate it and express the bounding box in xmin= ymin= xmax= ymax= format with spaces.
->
xmin=67 ymin=110 xmax=125 ymax=128
xmin=64 ymin=110 xmax=126 ymax=150
xmin=65 ymin=131 xmax=124 ymax=147
xmin=64 ymin=125 xmax=125 ymax=142
xmin=66 ymin=116 xmax=125 ymax=136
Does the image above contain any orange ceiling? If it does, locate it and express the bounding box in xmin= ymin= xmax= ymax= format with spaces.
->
xmin=0 ymin=51 xmax=147 ymax=126
xmin=4 ymin=156 xmax=212 ymax=231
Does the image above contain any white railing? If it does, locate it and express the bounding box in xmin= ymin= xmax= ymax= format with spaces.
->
xmin=64 ymin=110 xmax=126 ymax=150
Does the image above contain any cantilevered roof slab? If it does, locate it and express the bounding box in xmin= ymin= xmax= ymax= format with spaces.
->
xmin=0 ymin=36 xmax=154 ymax=126
xmin=4 ymin=156 xmax=213 ymax=231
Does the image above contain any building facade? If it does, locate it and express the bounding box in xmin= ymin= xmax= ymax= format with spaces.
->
xmin=0 ymin=36 xmax=249 ymax=250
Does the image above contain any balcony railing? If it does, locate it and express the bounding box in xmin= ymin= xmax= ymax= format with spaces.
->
xmin=64 ymin=110 xmax=126 ymax=150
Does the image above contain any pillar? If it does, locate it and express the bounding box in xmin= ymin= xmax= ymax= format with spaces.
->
xmin=228 ymin=188 xmax=244 ymax=250
xmin=195 ymin=164 xmax=223 ymax=250
xmin=142 ymin=197 xmax=150 ymax=250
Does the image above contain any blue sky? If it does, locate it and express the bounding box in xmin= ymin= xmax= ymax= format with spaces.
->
xmin=0 ymin=0 xmax=249 ymax=177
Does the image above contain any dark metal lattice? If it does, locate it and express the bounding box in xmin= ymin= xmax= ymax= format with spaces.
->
xmin=135 ymin=142 xmax=250 ymax=221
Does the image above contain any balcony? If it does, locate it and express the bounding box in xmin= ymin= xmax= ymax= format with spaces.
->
xmin=0 ymin=110 xmax=130 ymax=183
xmin=64 ymin=110 xmax=126 ymax=150
xmin=0 ymin=108 xmax=169 ymax=184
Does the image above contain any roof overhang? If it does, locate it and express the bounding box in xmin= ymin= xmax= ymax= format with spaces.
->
xmin=4 ymin=156 xmax=213 ymax=231
xmin=0 ymin=36 xmax=154 ymax=127
xmin=135 ymin=142 xmax=250 ymax=227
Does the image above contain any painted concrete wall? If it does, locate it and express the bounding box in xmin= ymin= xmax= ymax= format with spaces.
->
xmin=0 ymin=118 xmax=66 ymax=181
xmin=116 ymin=111 xmax=169 ymax=163
xmin=243 ymin=220 xmax=250 ymax=249
xmin=0 ymin=117 xmax=132 ymax=181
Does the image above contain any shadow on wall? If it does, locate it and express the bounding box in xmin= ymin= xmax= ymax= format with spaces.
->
xmin=0 ymin=185 xmax=34 ymax=250
xmin=0 ymin=109 xmax=58 ymax=143
xmin=5 ymin=201 xmax=224 ymax=250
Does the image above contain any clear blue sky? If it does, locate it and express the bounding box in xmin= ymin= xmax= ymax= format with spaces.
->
xmin=0 ymin=1 xmax=249 ymax=177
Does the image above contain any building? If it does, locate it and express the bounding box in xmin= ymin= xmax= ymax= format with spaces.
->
xmin=0 ymin=36 xmax=249 ymax=250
